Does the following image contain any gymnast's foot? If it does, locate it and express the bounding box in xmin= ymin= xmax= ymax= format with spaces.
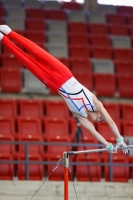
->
xmin=0 ymin=25 xmax=11 ymax=35
xmin=0 ymin=32 xmax=4 ymax=40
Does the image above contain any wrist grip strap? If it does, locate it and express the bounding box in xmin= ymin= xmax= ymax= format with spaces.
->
xmin=106 ymin=143 xmax=113 ymax=151
xmin=116 ymin=136 xmax=123 ymax=143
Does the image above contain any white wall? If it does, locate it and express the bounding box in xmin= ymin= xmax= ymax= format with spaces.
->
xmin=0 ymin=181 xmax=133 ymax=200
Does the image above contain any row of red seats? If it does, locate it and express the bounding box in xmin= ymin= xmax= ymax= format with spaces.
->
xmin=0 ymin=2 xmax=82 ymax=15
xmin=1 ymin=44 xmax=133 ymax=60
xmin=1 ymin=32 xmax=133 ymax=46
xmin=1 ymin=2 xmax=133 ymax=15
xmin=117 ymin=6 xmax=133 ymax=14
xmin=0 ymin=99 xmax=68 ymax=117
xmin=0 ymin=99 xmax=133 ymax=119
xmin=0 ymin=117 xmax=73 ymax=137
xmin=60 ymin=59 xmax=133 ymax=77
xmin=0 ymin=32 xmax=128 ymax=46
xmin=0 ymin=69 xmax=133 ymax=97
xmin=67 ymin=33 xmax=131 ymax=44
xmin=83 ymin=46 xmax=133 ymax=60
xmin=25 ymin=9 xmax=133 ymax=24
xmin=1 ymin=10 xmax=133 ymax=31
xmin=0 ymin=129 xmax=132 ymax=161
xmin=0 ymin=135 xmax=71 ymax=156
xmin=0 ymin=116 xmax=133 ymax=142
xmin=0 ymin=152 xmax=133 ymax=181
xmin=0 ymin=55 xmax=133 ymax=75
xmin=52 ymin=73 xmax=133 ymax=98
xmin=68 ymin=46 xmax=133 ymax=60
xmin=24 ymin=19 xmax=133 ymax=36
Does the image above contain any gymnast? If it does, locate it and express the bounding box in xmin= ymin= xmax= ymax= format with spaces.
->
xmin=0 ymin=25 xmax=129 ymax=154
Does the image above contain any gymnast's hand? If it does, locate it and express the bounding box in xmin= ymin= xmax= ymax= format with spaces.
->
xmin=116 ymin=136 xmax=130 ymax=154
xmin=106 ymin=143 xmax=117 ymax=153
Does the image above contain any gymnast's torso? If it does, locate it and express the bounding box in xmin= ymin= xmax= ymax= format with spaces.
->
xmin=58 ymin=77 xmax=96 ymax=117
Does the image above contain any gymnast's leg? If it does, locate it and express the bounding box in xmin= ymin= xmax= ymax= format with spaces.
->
xmin=0 ymin=25 xmax=70 ymax=74
xmin=0 ymin=32 xmax=52 ymax=84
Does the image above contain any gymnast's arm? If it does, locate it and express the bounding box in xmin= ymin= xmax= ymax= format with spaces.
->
xmin=92 ymin=95 xmax=121 ymax=140
xmin=73 ymin=112 xmax=109 ymax=146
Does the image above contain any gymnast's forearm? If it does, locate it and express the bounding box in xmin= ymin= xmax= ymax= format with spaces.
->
xmin=75 ymin=115 xmax=109 ymax=146
xmin=107 ymin=120 xmax=121 ymax=139
xmin=83 ymin=123 xmax=109 ymax=146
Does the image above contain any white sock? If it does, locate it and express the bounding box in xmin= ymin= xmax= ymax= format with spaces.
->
xmin=0 ymin=25 xmax=11 ymax=35
xmin=0 ymin=32 xmax=4 ymax=40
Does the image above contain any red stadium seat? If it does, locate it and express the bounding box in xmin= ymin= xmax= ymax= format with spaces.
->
xmin=97 ymin=120 xmax=121 ymax=143
xmin=26 ymin=8 xmax=46 ymax=19
xmin=76 ymin=154 xmax=101 ymax=181
xmin=70 ymin=119 xmax=98 ymax=144
xmin=108 ymin=24 xmax=128 ymax=35
xmin=0 ymin=137 xmax=15 ymax=155
xmin=1 ymin=39 xmax=24 ymax=54
xmin=100 ymin=148 xmax=124 ymax=162
xmin=104 ymin=155 xmax=129 ymax=182
xmin=18 ymin=99 xmax=43 ymax=117
xmin=62 ymin=2 xmax=82 ymax=10
xmin=0 ymin=153 xmax=14 ymax=180
xmin=0 ymin=17 xmax=3 ymax=24
xmin=127 ymin=16 xmax=133 ymax=25
xmin=1 ymin=45 xmax=12 ymax=54
xmin=46 ymin=154 xmax=72 ymax=181
xmin=130 ymin=36 xmax=133 ymax=47
xmin=0 ymin=99 xmax=17 ymax=117
xmin=46 ymin=136 xmax=71 ymax=154
xmin=68 ymin=33 xmax=89 ymax=45
xmin=89 ymin=24 xmax=108 ymax=35
xmin=103 ymin=103 xmax=120 ymax=120
xmin=1 ymin=54 xmax=23 ymax=69
xmin=68 ymin=22 xmax=88 ymax=34
xmin=128 ymin=26 xmax=133 ymax=35
xmin=2 ymin=37 xmax=25 ymax=54
xmin=0 ymin=54 xmax=1 ymax=66
xmin=69 ymin=45 xmax=90 ymax=58
xmin=17 ymin=154 xmax=43 ymax=180
xmin=0 ymin=7 xmax=5 ymax=17
xmin=0 ymin=68 xmax=22 ymax=93
xmin=117 ymin=6 xmax=133 ymax=14
xmin=25 ymin=19 xmax=46 ymax=31
xmin=90 ymin=35 xmax=110 ymax=46
xmin=94 ymin=74 xmax=116 ymax=97
xmin=17 ymin=117 xmax=42 ymax=137
xmin=113 ymin=49 xmax=133 ymax=61
xmin=122 ymin=120 xmax=133 ymax=137
xmin=117 ymin=75 xmax=133 ymax=98
xmin=43 ymin=117 xmax=69 ymax=137
xmin=58 ymin=58 xmax=71 ymax=69
xmin=18 ymin=136 xmax=44 ymax=155
xmin=121 ymin=104 xmax=133 ymax=120
xmin=0 ymin=117 xmax=15 ymax=139
xmin=115 ymin=61 xmax=133 ymax=76
xmin=91 ymin=46 xmax=112 ymax=59
xmin=47 ymin=10 xmax=66 ymax=20
xmin=70 ymin=58 xmax=92 ymax=74
xmin=106 ymin=14 xmax=126 ymax=24
xmin=73 ymin=72 xmax=93 ymax=91
xmin=130 ymin=158 xmax=133 ymax=181
xmin=45 ymin=100 xmax=70 ymax=118
xmin=25 ymin=31 xmax=46 ymax=43
xmin=0 ymin=54 xmax=1 ymax=65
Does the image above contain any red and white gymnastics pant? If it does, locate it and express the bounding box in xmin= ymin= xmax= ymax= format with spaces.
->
xmin=1 ymin=31 xmax=73 ymax=91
